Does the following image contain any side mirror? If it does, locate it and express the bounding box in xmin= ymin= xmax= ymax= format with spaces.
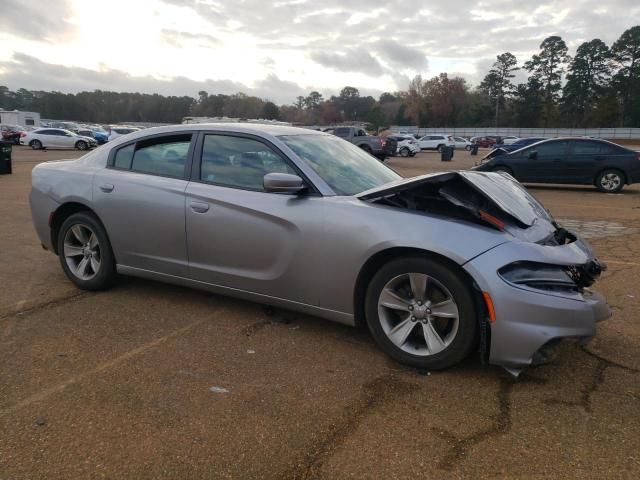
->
xmin=528 ymin=150 xmax=537 ymax=160
xmin=263 ymin=173 xmax=306 ymax=194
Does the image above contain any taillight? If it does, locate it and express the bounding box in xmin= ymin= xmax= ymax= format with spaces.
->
xmin=20 ymin=132 xmax=27 ymax=137
xmin=380 ymin=139 xmax=386 ymax=147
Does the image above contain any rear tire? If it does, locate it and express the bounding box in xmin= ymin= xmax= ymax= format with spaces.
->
xmin=30 ymin=139 xmax=42 ymax=150
xmin=596 ymin=169 xmax=625 ymax=193
xmin=437 ymin=144 xmax=444 ymax=152
xmin=57 ymin=212 xmax=117 ymax=291
xmin=365 ymin=256 xmax=478 ymax=370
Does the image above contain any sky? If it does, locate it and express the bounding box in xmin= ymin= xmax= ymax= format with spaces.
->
xmin=0 ymin=0 xmax=638 ymax=104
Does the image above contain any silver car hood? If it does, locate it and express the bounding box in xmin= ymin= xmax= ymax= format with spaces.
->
xmin=357 ymin=171 xmax=553 ymax=227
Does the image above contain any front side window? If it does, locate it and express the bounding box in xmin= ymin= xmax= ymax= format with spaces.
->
xmin=280 ymin=134 xmax=400 ymax=195
xmin=200 ymin=135 xmax=295 ymax=190
xmin=130 ymin=134 xmax=191 ymax=178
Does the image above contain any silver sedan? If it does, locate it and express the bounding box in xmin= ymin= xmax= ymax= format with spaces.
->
xmin=30 ymin=124 xmax=611 ymax=375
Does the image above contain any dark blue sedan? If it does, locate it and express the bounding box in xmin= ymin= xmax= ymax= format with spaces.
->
xmin=473 ymin=138 xmax=640 ymax=193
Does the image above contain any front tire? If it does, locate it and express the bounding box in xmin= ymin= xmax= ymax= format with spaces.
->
xmin=57 ymin=212 xmax=117 ymax=290
xmin=596 ymin=169 xmax=625 ymax=193
xmin=399 ymin=147 xmax=410 ymax=157
xmin=76 ymin=140 xmax=88 ymax=151
xmin=365 ymin=257 xmax=478 ymax=370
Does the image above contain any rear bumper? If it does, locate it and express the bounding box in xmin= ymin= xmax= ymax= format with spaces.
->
xmin=464 ymin=240 xmax=611 ymax=370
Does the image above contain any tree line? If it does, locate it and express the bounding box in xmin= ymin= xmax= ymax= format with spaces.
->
xmin=1 ymin=25 xmax=638 ymax=128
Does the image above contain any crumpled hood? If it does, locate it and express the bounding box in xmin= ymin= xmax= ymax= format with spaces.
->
xmin=357 ymin=171 xmax=553 ymax=227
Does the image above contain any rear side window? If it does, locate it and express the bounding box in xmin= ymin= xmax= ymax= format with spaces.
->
xmin=572 ymin=141 xmax=601 ymax=155
xmin=200 ymin=135 xmax=295 ymax=190
xmin=532 ymin=141 xmax=568 ymax=156
xmin=114 ymin=143 xmax=135 ymax=169
xmin=130 ymin=134 xmax=191 ymax=178
xmin=334 ymin=128 xmax=350 ymax=137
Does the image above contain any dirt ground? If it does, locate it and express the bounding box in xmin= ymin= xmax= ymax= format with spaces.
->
xmin=1 ymin=145 xmax=639 ymax=479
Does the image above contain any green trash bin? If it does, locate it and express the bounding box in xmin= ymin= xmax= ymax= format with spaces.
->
xmin=0 ymin=141 xmax=12 ymax=175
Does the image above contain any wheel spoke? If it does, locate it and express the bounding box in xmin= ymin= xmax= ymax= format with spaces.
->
xmin=430 ymin=299 xmax=458 ymax=319
xmin=387 ymin=317 xmax=416 ymax=347
xmin=64 ymin=244 xmax=84 ymax=258
xmin=89 ymin=233 xmax=98 ymax=249
xmin=409 ymin=273 xmax=428 ymax=301
xmin=379 ymin=288 xmax=410 ymax=312
xmin=422 ymin=322 xmax=446 ymax=354
xmin=71 ymin=225 xmax=89 ymax=244
xmin=76 ymin=257 xmax=89 ymax=277
xmin=90 ymin=257 xmax=100 ymax=274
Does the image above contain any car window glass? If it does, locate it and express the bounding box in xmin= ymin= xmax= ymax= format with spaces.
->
xmin=532 ymin=141 xmax=567 ymax=156
xmin=114 ymin=143 xmax=135 ymax=170
xmin=280 ymin=134 xmax=400 ymax=196
xmin=333 ymin=128 xmax=350 ymax=138
xmin=130 ymin=134 xmax=191 ymax=178
xmin=598 ymin=143 xmax=621 ymax=154
xmin=573 ymin=141 xmax=601 ymax=155
xmin=200 ymin=135 xmax=295 ymax=190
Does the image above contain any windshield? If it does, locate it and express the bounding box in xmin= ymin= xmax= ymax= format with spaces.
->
xmin=279 ymin=134 xmax=400 ymax=195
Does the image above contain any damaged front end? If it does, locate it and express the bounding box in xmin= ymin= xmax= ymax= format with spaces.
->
xmin=358 ymin=171 xmax=611 ymax=374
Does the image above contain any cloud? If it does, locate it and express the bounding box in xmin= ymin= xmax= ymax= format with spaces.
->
xmin=372 ymin=41 xmax=428 ymax=71
xmin=0 ymin=0 xmax=75 ymax=41
xmin=310 ymin=49 xmax=385 ymax=76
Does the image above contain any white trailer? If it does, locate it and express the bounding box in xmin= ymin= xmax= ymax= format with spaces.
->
xmin=0 ymin=110 xmax=41 ymax=127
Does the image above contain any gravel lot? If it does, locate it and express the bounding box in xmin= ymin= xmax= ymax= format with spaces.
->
xmin=1 ymin=145 xmax=639 ymax=479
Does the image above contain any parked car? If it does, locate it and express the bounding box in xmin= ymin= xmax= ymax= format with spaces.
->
xmin=484 ymin=137 xmax=548 ymax=159
xmin=49 ymin=121 xmax=80 ymax=133
xmin=473 ymin=138 xmax=640 ymax=193
xmin=418 ymin=134 xmax=455 ymax=151
xmin=389 ymin=134 xmax=420 ymax=157
xmin=77 ymin=128 xmax=109 ymax=145
xmin=108 ymin=126 xmax=140 ymax=142
xmin=1 ymin=124 xmax=27 ymax=145
xmin=502 ymin=136 xmax=521 ymax=145
xmin=329 ymin=126 xmax=396 ymax=160
xmin=30 ymin=124 xmax=610 ymax=375
xmin=453 ymin=136 xmax=472 ymax=150
xmin=470 ymin=136 xmax=498 ymax=148
xmin=21 ymin=128 xmax=97 ymax=150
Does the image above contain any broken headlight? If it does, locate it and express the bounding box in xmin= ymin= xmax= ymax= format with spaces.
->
xmin=499 ymin=262 xmax=578 ymax=293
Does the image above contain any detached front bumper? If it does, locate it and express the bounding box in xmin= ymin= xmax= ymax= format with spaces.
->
xmin=464 ymin=240 xmax=611 ymax=370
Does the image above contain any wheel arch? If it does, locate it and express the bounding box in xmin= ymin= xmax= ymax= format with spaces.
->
xmin=50 ymin=202 xmax=104 ymax=255
xmin=353 ymin=247 xmax=485 ymax=326
xmin=595 ymin=167 xmax=628 ymax=185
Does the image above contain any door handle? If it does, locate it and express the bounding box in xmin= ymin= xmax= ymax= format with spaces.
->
xmin=190 ymin=201 xmax=210 ymax=213
xmin=99 ymin=183 xmax=114 ymax=193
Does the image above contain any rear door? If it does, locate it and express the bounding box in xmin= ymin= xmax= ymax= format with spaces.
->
xmin=184 ymin=132 xmax=325 ymax=305
xmin=93 ymin=132 xmax=194 ymax=276
xmin=519 ymin=140 xmax=569 ymax=182
xmin=566 ymin=140 xmax=603 ymax=183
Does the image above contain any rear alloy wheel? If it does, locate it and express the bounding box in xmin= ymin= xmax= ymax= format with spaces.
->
xmin=365 ymin=257 xmax=477 ymax=370
xmin=30 ymin=139 xmax=42 ymax=150
xmin=437 ymin=144 xmax=445 ymax=152
xmin=596 ymin=169 xmax=624 ymax=193
xmin=76 ymin=140 xmax=88 ymax=151
xmin=399 ymin=147 xmax=410 ymax=157
xmin=58 ymin=212 xmax=117 ymax=290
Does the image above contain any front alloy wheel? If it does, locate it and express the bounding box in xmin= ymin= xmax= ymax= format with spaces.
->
xmin=377 ymin=273 xmax=459 ymax=356
xmin=365 ymin=257 xmax=477 ymax=369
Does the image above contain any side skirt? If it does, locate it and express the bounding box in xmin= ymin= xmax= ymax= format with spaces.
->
xmin=116 ymin=265 xmax=356 ymax=326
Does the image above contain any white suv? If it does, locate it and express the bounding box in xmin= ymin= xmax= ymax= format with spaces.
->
xmin=418 ymin=134 xmax=455 ymax=151
xmin=390 ymin=134 xmax=420 ymax=157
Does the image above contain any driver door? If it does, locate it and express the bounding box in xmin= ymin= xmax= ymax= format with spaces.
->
xmin=184 ymin=133 xmax=325 ymax=306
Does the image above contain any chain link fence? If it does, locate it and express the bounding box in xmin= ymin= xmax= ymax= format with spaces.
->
xmin=390 ymin=127 xmax=640 ymax=140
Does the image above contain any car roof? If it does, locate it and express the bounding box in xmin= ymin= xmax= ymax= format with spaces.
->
xmin=111 ymin=123 xmax=327 ymax=142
